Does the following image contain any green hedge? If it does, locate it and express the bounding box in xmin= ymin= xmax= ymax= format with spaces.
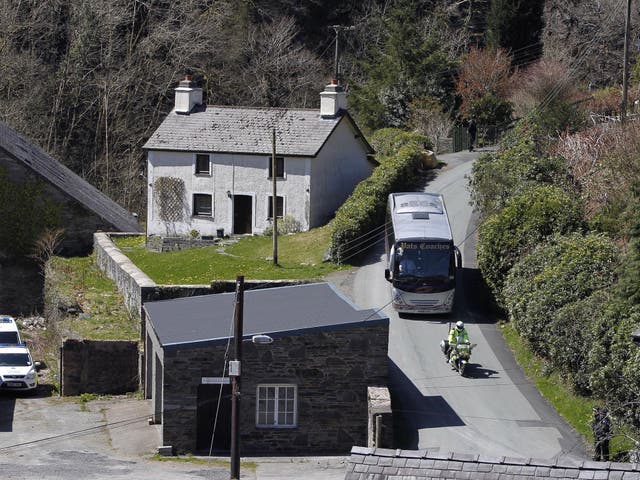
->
xmin=469 ymin=119 xmax=566 ymax=217
xmin=328 ymin=129 xmax=429 ymax=263
xmin=503 ymin=232 xmax=619 ymax=359
xmin=477 ymin=184 xmax=584 ymax=304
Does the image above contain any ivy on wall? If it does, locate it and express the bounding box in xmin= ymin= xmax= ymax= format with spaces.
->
xmin=0 ymin=167 xmax=61 ymax=256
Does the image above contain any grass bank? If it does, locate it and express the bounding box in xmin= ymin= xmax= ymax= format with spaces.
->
xmin=113 ymin=225 xmax=347 ymax=284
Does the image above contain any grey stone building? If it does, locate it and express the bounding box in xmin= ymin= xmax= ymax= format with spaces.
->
xmin=0 ymin=121 xmax=141 ymax=314
xmin=143 ymin=282 xmax=389 ymax=455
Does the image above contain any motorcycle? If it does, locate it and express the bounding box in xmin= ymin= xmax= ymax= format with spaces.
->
xmin=440 ymin=339 xmax=476 ymax=376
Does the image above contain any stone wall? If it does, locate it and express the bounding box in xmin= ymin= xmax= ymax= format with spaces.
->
xmin=161 ymin=323 xmax=389 ymax=455
xmin=146 ymin=235 xmax=220 ymax=253
xmin=61 ymin=339 xmax=139 ymax=396
xmin=0 ymin=257 xmax=43 ymax=316
xmin=367 ymin=386 xmax=393 ymax=449
xmin=94 ymin=232 xmax=157 ymax=313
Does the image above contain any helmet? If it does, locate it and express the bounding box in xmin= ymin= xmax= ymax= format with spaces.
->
xmin=456 ymin=321 xmax=464 ymax=331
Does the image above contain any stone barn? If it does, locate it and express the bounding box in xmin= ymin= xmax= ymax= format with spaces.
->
xmin=0 ymin=121 xmax=141 ymax=314
xmin=143 ymin=282 xmax=389 ymax=455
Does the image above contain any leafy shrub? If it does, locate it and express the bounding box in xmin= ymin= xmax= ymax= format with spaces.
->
xmin=328 ymin=129 xmax=426 ymax=262
xmin=468 ymin=119 xmax=566 ymax=217
xmin=466 ymin=93 xmax=513 ymax=127
xmin=369 ymin=128 xmax=432 ymax=157
xmin=263 ymin=215 xmax=302 ymax=236
xmin=477 ymin=184 xmax=584 ymax=302
xmin=548 ymin=290 xmax=611 ymax=395
xmin=503 ymin=232 xmax=619 ymax=357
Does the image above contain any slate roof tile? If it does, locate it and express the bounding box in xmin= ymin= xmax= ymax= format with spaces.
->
xmin=143 ymin=106 xmax=373 ymax=156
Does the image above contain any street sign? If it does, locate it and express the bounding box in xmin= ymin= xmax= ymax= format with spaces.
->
xmin=201 ymin=377 xmax=230 ymax=385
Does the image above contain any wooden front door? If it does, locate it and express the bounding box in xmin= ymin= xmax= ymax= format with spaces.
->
xmin=233 ymin=195 xmax=252 ymax=234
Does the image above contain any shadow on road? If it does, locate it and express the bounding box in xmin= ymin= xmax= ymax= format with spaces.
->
xmin=389 ymin=359 xmax=464 ymax=449
xmin=462 ymin=363 xmax=499 ymax=379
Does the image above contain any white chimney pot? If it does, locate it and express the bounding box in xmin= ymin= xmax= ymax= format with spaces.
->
xmin=320 ymin=82 xmax=347 ymax=118
xmin=174 ymin=76 xmax=203 ymax=114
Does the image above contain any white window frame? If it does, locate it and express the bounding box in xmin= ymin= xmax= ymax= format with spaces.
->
xmin=267 ymin=156 xmax=285 ymax=180
xmin=255 ymin=384 xmax=297 ymax=428
xmin=193 ymin=193 xmax=213 ymax=217
xmin=195 ymin=153 xmax=211 ymax=175
xmin=267 ymin=195 xmax=285 ymax=220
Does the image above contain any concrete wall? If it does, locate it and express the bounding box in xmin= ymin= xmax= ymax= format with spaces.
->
xmin=309 ymin=118 xmax=373 ymax=228
xmin=61 ymin=339 xmax=139 ymax=396
xmin=151 ymin=323 xmax=389 ymax=455
xmin=146 ymin=150 xmax=311 ymax=236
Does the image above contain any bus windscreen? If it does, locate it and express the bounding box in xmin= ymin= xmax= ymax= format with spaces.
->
xmin=394 ymin=241 xmax=454 ymax=291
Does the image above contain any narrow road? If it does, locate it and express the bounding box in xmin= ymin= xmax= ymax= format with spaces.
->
xmin=332 ymin=149 xmax=586 ymax=460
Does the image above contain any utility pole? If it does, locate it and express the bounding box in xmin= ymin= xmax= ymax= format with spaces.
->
xmin=329 ymin=25 xmax=355 ymax=82
xmin=271 ymin=128 xmax=278 ymax=265
xmin=230 ymin=275 xmax=244 ymax=480
xmin=622 ymin=0 xmax=632 ymax=124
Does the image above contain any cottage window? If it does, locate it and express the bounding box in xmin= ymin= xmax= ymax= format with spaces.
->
xmin=267 ymin=196 xmax=284 ymax=219
xmin=193 ymin=194 xmax=212 ymax=216
xmin=256 ymin=384 xmax=297 ymax=428
xmin=195 ymin=154 xmax=211 ymax=175
xmin=268 ymin=156 xmax=285 ymax=179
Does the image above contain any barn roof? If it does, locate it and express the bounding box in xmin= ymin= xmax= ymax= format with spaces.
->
xmin=0 ymin=121 xmax=141 ymax=233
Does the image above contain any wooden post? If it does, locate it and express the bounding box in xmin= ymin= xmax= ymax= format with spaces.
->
xmin=272 ymin=128 xmax=278 ymax=265
xmin=230 ymin=275 xmax=244 ymax=479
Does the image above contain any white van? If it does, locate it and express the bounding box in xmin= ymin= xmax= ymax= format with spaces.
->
xmin=0 ymin=316 xmax=22 ymax=345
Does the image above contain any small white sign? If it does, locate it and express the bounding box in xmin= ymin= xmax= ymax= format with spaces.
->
xmin=201 ymin=377 xmax=230 ymax=385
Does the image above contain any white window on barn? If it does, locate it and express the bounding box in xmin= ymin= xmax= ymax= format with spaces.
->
xmin=267 ymin=156 xmax=285 ymax=179
xmin=195 ymin=154 xmax=211 ymax=175
xmin=267 ymin=195 xmax=284 ymax=219
xmin=256 ymin=384 xmax=297 ymax=428
xmin=193 ymin=193 xmax=212 ymax=216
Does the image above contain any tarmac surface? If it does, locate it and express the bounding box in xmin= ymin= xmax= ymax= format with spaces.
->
xmin=0 ymin=392 xmax=348 ymax=479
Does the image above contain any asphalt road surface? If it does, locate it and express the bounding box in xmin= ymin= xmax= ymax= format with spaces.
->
xmin=330 ymin=149 xmax=587 ymax=460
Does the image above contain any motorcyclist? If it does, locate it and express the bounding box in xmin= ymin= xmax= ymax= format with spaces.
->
xmin=444 ymin=321 xmax=470 ymax=362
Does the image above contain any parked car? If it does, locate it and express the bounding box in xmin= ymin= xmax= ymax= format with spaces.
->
xmin=0 ymin=344 xmax=40 ymax=392
xmin=0 ymin=315 xmax=22 ymax=345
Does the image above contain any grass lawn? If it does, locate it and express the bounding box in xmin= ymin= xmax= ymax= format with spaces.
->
xmin=499 ymin=321 xmax=634 ymax=460
xmin=47 ymin=255 xmax=138 ymax=341
xmin=113 ymin=225 xmax=348 ymax=284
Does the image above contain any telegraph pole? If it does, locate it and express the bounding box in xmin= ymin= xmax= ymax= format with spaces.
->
xmin=271 ymin=128 xmax=278 ymax=265
xmin=230 ymin=275 xmax=244 ymax=480
xmin=329 ymin=25 xmax=355 ymax=82
xmin=622 ymin=0 xmax=632 ymax=123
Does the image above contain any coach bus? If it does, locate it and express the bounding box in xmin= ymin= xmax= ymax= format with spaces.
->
xmin=384 ymin=192 xmax=462 ymax=314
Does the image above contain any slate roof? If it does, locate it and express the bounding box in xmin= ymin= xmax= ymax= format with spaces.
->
xmin=0 ymin=121 xmax=141 ymax=233
xmin=143 ymin=105 xmax=374 ymax=157
xmin=346 ymin=447 xmax=640 ymax=480
xmin=144 ymin=282 xmax=388 ymax=351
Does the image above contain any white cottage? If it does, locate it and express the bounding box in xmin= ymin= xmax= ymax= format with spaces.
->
xmin=143 ymin=76 xmax=375 ymax=237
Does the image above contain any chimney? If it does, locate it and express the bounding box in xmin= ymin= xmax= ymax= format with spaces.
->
xmin=320 ymin=79 xmax=347 ymax=118
xmin=174 ymin=75 xmax=203 ymax=114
